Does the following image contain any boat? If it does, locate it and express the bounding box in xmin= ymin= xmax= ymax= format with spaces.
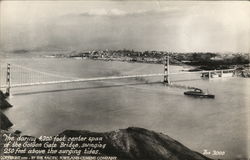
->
xmin=184 ymin=88 xmax=215 ymax=98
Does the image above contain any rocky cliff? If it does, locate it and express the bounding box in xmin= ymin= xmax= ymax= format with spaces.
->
xmin=0 ymin=90 xmax=12 ymax=109
xmin=0 ymin=111 xmax=13 ymax=130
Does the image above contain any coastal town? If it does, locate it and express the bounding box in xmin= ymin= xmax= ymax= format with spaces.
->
xmin=48 ymin=50 xmax=249 ymax=65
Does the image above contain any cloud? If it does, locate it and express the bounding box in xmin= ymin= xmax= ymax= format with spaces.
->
xmin=1 ymin=1 xmax=249 ymax=52
xmin=67 ymin=6 xmax=182 ymax=18
xmin=110 ymin=9 xmax=127 ymax=15
xmin=88 ymin=9 xmax=108 ymax=16
xmin=78 ymin=8 xmax=127 ymax=16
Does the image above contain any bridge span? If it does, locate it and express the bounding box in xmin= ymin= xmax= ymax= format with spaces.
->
xmin=0 ymin=57 xmax=236 ymax=95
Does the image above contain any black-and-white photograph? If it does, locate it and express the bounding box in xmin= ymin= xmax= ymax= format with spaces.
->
xmin=0 ymin=1 xmax=249 ymax=160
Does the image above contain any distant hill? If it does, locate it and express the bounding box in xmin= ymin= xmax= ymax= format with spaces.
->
xmin=12 ymin=49 xmax=30 ymax=54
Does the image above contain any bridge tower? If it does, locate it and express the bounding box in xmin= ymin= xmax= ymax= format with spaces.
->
xmin=5 ymin=64 xmax=11 ymax=97
xmin=163 ymin=56 xmax=170 ymax=84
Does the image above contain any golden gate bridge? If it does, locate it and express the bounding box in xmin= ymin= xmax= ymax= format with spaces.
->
xmin=0 ymin=57 xmax=235 ymax=96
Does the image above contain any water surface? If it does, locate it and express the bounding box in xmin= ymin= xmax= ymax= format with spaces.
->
xmin=1 ymin=57 xmax=249 ymax=159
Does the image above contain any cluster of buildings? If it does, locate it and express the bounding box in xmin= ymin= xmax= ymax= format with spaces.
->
xmin=50 ymin=49 xmax=250 ymax=66
xmin=68 ymin=50 xmax=169 ymax=64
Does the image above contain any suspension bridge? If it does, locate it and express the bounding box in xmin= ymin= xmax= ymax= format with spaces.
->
xmin=0 ymin=57 xmax=235 ymax=96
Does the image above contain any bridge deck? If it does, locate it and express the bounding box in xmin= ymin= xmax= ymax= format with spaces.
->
xmin=0 ymin=69 xmax=235 ymax=88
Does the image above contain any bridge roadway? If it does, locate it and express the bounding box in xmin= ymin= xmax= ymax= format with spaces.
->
xmin=0 ymin=69 xmax=235 ymax=88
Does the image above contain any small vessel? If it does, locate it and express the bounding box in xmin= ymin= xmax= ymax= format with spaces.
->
xmin=184 ymin=88 xmax=215 ymax=98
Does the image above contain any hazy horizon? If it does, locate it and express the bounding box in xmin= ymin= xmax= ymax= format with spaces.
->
xmin=1 ymin=1 xmax=249 ymax=53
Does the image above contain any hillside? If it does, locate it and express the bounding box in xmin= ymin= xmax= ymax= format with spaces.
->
xmin=0 ymin=126 xmax=211 ymax=160
xmin=60 ymin=127 xmax=211 ymax=160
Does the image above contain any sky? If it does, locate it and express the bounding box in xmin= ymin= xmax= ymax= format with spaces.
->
xmin=0 ymin=1 xmax=250 ymax=53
